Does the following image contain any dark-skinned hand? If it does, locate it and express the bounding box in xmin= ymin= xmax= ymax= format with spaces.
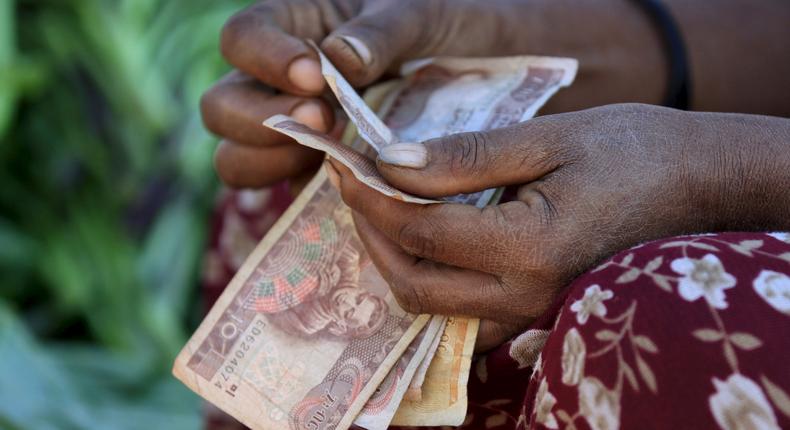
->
xmin=202 ymin=0 xmax=672 ymax=191
xmin=328 ymin=103 xmax=790 ymax=351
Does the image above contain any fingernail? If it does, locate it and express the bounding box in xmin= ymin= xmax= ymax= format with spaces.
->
xmin=291 ymin=101 xmax=328 ymax=131
xmin=379 ymin=143 xmax=428 ymax=168
xmin=287 ymin=57 xmax=324 ymax=93
xmin=324 ymin=160 xmax=341 ymax=190
xmin=339 ymin=35 xmax=373 ymax=66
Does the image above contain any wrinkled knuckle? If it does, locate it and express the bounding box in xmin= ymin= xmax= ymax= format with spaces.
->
xmin=444 ymin=131 xmax=489 ymax=177
xmin=389 ymin=275 xmax=425 ymax=314
xmin=396 ymin=218 xmax=440 ymax=260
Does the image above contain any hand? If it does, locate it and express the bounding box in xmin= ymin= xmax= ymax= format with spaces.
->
xmin=329 ymin=103 xmax=790 ymax=350
xmin=202 ymin=0 xmax=672 ymax=190
xmin=201 ymin=0 xmax=537 ymax=189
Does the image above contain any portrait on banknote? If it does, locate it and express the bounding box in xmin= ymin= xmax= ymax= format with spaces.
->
xmin=244 ymin=206 xmax=388 ymax=341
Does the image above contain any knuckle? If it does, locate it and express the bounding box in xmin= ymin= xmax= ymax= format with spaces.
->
xmin=396 ymin=217 xmax=441 ymax=260
xmin=443 ymin=131 xmax=490 ymax=177
xmin=389 ymin=273 xmax=427 ymax=314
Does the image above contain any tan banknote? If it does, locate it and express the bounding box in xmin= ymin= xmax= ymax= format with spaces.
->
xmin=352 ymin=315 xmax=445 ymax=430
xmin=404 ymin=317 xmax=448 ymax=402
xmin=173 ymin=168 xmax=431 ymax=430
xmin=391 ymin=317 xmax=480 ymax=427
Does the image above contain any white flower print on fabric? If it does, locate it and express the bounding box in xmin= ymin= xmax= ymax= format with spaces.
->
xmin=753 ymin=270 xmax=790 ymax=315
xmin=708 ymin=373 xmax=780 ymax=430
xmin=767 ymin=232 xmax=790 ymax=244
xmin=671 ymin=254 xmax=736 ymax=309
xmin=578 ymin=376 xmax=620 ymax=430
xmin=534 ymin=377 xmax=558 ymax=429
xmin=570 ymin=284 xmax=614 ymax=325
xmin=561 ymin=328 xmax=586 ymax=386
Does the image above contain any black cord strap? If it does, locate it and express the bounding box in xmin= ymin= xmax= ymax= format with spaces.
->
xmin=632 ymin=0 xmax=691 ymax=110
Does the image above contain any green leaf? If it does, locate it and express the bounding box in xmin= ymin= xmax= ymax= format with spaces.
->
xmin=0 ymin=301 xmax=201 ymax=430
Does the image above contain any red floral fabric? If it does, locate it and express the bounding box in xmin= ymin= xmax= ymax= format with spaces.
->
xmin=203 ymin=188 xmax=790 ymax=430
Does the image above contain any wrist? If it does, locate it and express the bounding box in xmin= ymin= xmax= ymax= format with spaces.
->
xmin=678 ymin=112 xmax=790 ymax=233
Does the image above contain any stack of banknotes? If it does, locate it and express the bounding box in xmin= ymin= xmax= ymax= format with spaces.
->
xmin=173 ymin=45 xmax=577 ymax=430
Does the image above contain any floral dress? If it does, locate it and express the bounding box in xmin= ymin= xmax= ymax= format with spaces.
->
xmin=204 ymin=188 xmax=790 ymax=430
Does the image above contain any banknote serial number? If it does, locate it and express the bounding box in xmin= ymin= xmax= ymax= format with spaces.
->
xmin=214 ymin=318 xmax=266 ymax=397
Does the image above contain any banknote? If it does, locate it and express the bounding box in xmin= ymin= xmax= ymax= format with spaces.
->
xmin=307 ymin=40 xmax=396 ymax=152
xmin=177 ymin=45 xmax=578 ymax=430
xmin=391 ymin=317 xmax=480 ymax=427
xmin=353 ymin=315 xmax=445 ymax=430
xmin=264 ymin=116 xmax=439 ymax=204
xmin=271 ymin=47 xmax=579 ymax=208
xmin=404 ymin=316 xmax=448 ymax=402
xmin=173 ymin=168 xmax=431 ymax=430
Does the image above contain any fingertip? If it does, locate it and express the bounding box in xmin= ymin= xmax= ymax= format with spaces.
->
xmin=378 ymin=142 xmax=428 ymax=168
xmin=287 ymin=57 xmax=324 ymax=93
xmin=321 ymin=36 xmax=375 ymax=86
xmin=291 ymin=101 xmax=331 ymax=132
xmin=337 ymin=35 xmax=373 ymax=66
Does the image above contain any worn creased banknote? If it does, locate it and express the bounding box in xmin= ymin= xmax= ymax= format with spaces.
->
xmin=391 ymin=317 xmax=479 ymax=427
xmin=353 ymin=315 xmax=445 ymax=429
xmin=175 ymin=44 xmax=577 ymax=430
xmin=404 ymin=317 xmax=447 ymax=402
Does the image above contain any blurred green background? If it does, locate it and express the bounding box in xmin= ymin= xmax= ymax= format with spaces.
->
xmin=0 ymin=0 xmax=249 ymax=428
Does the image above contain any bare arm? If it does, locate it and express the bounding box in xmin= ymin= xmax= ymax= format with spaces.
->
xmin=483 ymin=0 xmax=790 ymax=116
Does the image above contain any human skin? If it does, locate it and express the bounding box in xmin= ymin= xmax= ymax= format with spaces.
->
xmin=202 ymin=0 xmax=790 ymax=349
xmin=202 ymin=0 xmax=790 ymax=189
xmin=327 ymin=104 xmax=790 ymax=350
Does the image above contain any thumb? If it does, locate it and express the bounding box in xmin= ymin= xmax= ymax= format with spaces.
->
xmin=321 ymin=8 xmax=419 ymax=87
xmin=376 ymin=116 xmax=573 ymax=198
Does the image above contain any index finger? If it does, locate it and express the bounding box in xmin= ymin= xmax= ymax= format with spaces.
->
xmin=329 ymin=158 xmax=531 ymax=274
